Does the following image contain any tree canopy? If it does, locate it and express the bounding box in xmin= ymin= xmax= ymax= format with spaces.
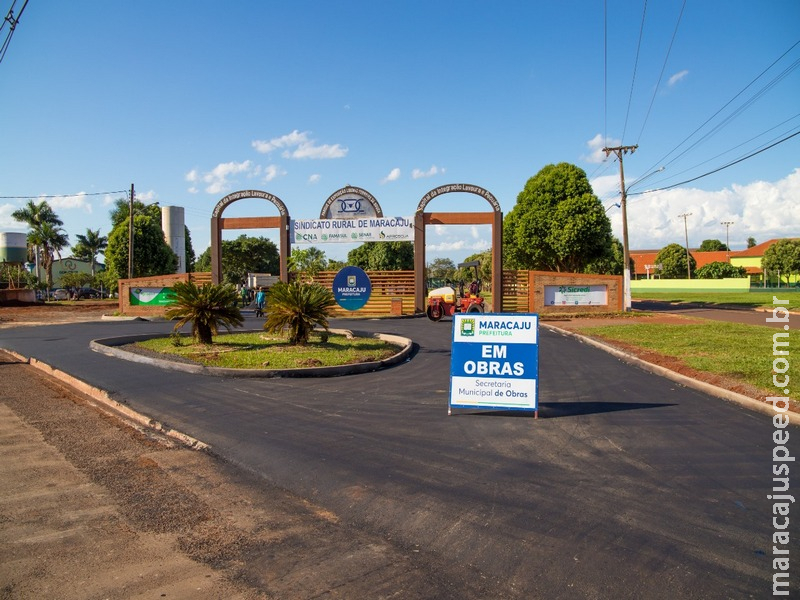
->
xmin=72 ymin=229 xmax=108 ymax=276
xmin=289 ymin=247 xmax=327 ymax=281
xmin=503 ymin=163 xmax=616 ymax=273
xmin=762 ymin=239 xmax=800 ymax=285
xmin=195 ymin=235 xmax=280 ymax=285
xmin=698 ymin=239 xmax=728 ymax=252
xmin=11 ymin=199 xmax=69 ymax=288
xmin=655 ymin=243 xmax=696 ymax=278
xmin=105 ymin=213 xmax=177 ymax=279
xmin=347 ymin=241 xmax=414 ymax=271
xmin=695 ymin=261 xmax=747 ymax=279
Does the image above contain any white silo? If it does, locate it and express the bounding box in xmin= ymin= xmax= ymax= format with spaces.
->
xmin=161 ymin=206 xmax=186 ymax=274
xmin=0 ymin=232 xmax=29 ymax=263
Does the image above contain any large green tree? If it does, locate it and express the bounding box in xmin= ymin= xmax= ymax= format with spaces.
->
xmin=503 ymin=163 xmax=615 ymax=272
xmin=656 ymin=243 xmax=696 ymax=279
xmin=195 ymin=235 xmax=280 ymax=285
xmin=105 ymin=213 xmax=178 ymax=279
xmin=347 ymin=241 xmax=414 ymax=271
xmin=762 ymin=239 xmax=800 ymax=285
xmin=11 ymin=200 xmax=70 ymax=288
xmin=72 ymin=228 xmax=108 ymax=276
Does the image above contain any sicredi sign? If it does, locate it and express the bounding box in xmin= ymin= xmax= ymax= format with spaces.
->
xmin=449 ymin=313 xmax=539 ymax=413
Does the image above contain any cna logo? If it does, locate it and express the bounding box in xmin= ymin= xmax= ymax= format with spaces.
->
xmin=460 ymin=318 xmax=476 ymax=336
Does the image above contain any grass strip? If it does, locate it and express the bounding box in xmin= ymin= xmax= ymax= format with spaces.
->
xmin=575 ymin=321 xmax=797 ymax=400
xmin=135 ymin=331 xmax=397 ymax=369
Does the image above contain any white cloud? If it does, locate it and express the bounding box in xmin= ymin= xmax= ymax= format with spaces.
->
xmin=615 ymin=168 xmax=800 ymax=250
xmin=47 ymin=192 xmax=92 ymax=213
xmin=0 ymin=203 xmax=23 ymax=230
xmin=308 ymin=174 xmax=321 ymax=184
xmin=252 ymin=129 xmax=348 ymax=160
xmin=583 ymin=133 xmax=621 ymax=164
xmin=262 ymin=164 xmax=286 ymax=182
xmin=186 ymin=160 xmax=256 ymax=195
xmin=412 ymin=165 xmax=444 ymax=179
xmin=134 ymin=190 xmax=157 ymax=203
xmin=381 ymin=168 xmax=401 ymax=183
xmin=668 ymin=69 xmax=689 ymax=87
xmin=252 ymin=130 xmax=309 ymax=154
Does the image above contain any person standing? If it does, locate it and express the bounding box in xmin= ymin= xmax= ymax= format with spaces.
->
xmin=255 ymin=287 xmax=266 ymax=317
xmin=241 ymin=286 xmax=250 ymax=308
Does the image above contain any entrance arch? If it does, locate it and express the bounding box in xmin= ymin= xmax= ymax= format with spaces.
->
xmin=210 ymin=190 xmax=290 ymax=284
xmin=413 ymin=184 xmax=502 ymax=313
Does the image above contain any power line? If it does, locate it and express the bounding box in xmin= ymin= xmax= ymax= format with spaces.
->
xmin=635 ymin=0 xmax=686 ymax=145
xmin=637 ymin=38 xmax=800 ymax=182
xmin=0 ymin=189 xmax=129 ymax=199
xmin=0 ymin=0 xmax=29 ymax=65
xmin=628 ymin=127 xmax=800 ymax=196
xmin=621 ymin=0 xmax=648 ymax=143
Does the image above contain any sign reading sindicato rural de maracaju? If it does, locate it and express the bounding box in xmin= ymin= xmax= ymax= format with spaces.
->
xmin=449 ymin=313 xmax=539 ymax=415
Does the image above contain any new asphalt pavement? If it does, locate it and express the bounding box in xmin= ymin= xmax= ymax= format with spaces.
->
xmin=1 ymin=314 xmax=797 ymax=598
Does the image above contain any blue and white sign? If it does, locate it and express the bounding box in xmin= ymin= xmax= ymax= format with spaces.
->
xmin=332 ymin=266 xmax=372 ymax=311
xmin=449 ymin=313 xmax=539 ymax=412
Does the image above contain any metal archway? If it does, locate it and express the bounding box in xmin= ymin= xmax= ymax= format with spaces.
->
xmin=414 ymin=184 xmax=502 ymax=313
xmin=210 ymin=190 xmax=290 ymax=284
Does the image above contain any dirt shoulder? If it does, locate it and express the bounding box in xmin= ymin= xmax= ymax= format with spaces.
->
xmin=0 ymin=350 xmax=477 ymax=599
xmin=0 ymin=300 xmax=113 ymax=328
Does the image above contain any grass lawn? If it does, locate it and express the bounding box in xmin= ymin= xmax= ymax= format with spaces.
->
xmin=135 ymin=331 xmax=398 ymax=369
xmin=575 ymin=320 xmax=796 ymax=401
xmin=633 ymin=290 xmax=800 ymax=311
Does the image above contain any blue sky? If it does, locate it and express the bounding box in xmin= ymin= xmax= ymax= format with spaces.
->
xmin=1 ymin=1 xmax=798 ymax=265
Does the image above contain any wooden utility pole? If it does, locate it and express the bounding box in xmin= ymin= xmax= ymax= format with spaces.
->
xmin=128 ymin=183 xmax=135 ymax=279
xmin=602 ymin=144 xmax=637 ymax=311
xmin=678 ymin=212 xmax=693 ymax=279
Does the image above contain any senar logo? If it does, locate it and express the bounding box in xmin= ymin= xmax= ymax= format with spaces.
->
xmin=460 ymin=318 xmax=476 ymax=336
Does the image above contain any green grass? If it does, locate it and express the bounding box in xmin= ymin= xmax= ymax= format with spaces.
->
xmin=632 ymin=290 xmax=800 ymax=311
xmin=135 ymin=331 xmax=398 ymax=369
xmin=575 ymin=321 xmax=796 ymax=400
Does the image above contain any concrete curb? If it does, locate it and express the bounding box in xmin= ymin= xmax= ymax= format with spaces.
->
xmin=1 ymin=347 xmax=209 ymax=450
xmin=541 ymin=323 xmax=798 ymax=426
xmin=90 ymin=328 xmax=414 ymax=378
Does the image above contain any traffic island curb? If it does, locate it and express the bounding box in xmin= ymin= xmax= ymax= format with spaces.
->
xmin=541 ymin=323 xmax=798 ymax=426
xmin=89 ymin=328 xmax=414 ymax=378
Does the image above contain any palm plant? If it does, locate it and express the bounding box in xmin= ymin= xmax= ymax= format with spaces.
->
xmin=11 ymin=200 xmax=68 ymax=288
xmin=263 ymin=281 xmax=336 ymax=345
xmin=165 ymin=281 xmax=244 ymax=345
xmin=73 ymin=228 xmax=108 ymax=276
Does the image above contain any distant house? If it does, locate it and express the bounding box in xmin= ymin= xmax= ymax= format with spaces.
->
xmin=630 ymin=238 xmax=798 ymax=285
xmin=730 ymin=238 xmax=799 ymax=286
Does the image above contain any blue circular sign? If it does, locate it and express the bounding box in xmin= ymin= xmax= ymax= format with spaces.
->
xmin=332 ymin=266 xmax=372 ymax=311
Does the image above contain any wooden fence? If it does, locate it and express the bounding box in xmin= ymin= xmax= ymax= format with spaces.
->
xmin=298 ymin=270 xmax=416 ymax=316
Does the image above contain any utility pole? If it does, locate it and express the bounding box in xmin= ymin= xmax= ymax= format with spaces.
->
xmin=721 ymin=220 xmax=734 ymax=262
xmin=603 ymin=144 xmax=638 ymax=311
xmin=678 ymin=212 xmax=692 ymax=279
xmin=128 ymin=183 xmax=135 ymax=279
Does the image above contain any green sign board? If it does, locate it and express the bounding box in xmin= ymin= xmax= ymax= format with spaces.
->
xmin=129 ymin=287 xmax=177 ymax=306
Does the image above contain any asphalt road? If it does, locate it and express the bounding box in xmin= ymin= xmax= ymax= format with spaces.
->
xmin=633 ymin=299 xmax=792 ymax=328
xmin=1 ymin=316 xmax=796 ymax=599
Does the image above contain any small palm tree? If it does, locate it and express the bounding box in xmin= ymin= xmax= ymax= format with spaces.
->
xmin=165 ymin=281 xmax=244 ymax=345
xmin=74 ymin=228 xmax=108 ymax=276
xmin=264 ymin=281 xmax=336 ymax=345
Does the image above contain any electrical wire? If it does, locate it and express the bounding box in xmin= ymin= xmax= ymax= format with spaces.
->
xmin=628 ymin=127 xmax=800 ymax=196
xmin=621 ymin=0 xmax=648 ymax=143
xmin=636 ymin=38 xmax=800 ymax=181
xmin=0 ymin=0 xmax=28 ymax=65
xmin=635 ymin=0 xmax=686 ymax=145
xmin=0 ymin=189 xmax=129 ymax=199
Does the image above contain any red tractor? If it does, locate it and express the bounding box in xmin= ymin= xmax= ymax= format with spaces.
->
xmin=426 ymin=260 xmax=485 ymax=321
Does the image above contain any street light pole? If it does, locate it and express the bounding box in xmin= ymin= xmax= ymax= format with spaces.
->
xmin=721 ymin=220 xmax=734 ymax=262
xmin=603 ymin=144 xmax=638 ymax=311
xmin=678 ymin=212 xmax=693 ymax=279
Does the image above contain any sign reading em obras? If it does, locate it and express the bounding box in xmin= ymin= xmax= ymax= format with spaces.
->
xmin=449 ymin=313 xmax=539 ymax=415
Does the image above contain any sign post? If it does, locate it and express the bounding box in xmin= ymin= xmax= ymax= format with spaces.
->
xmin=449 ymin=313 xmax=539 ymax=417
